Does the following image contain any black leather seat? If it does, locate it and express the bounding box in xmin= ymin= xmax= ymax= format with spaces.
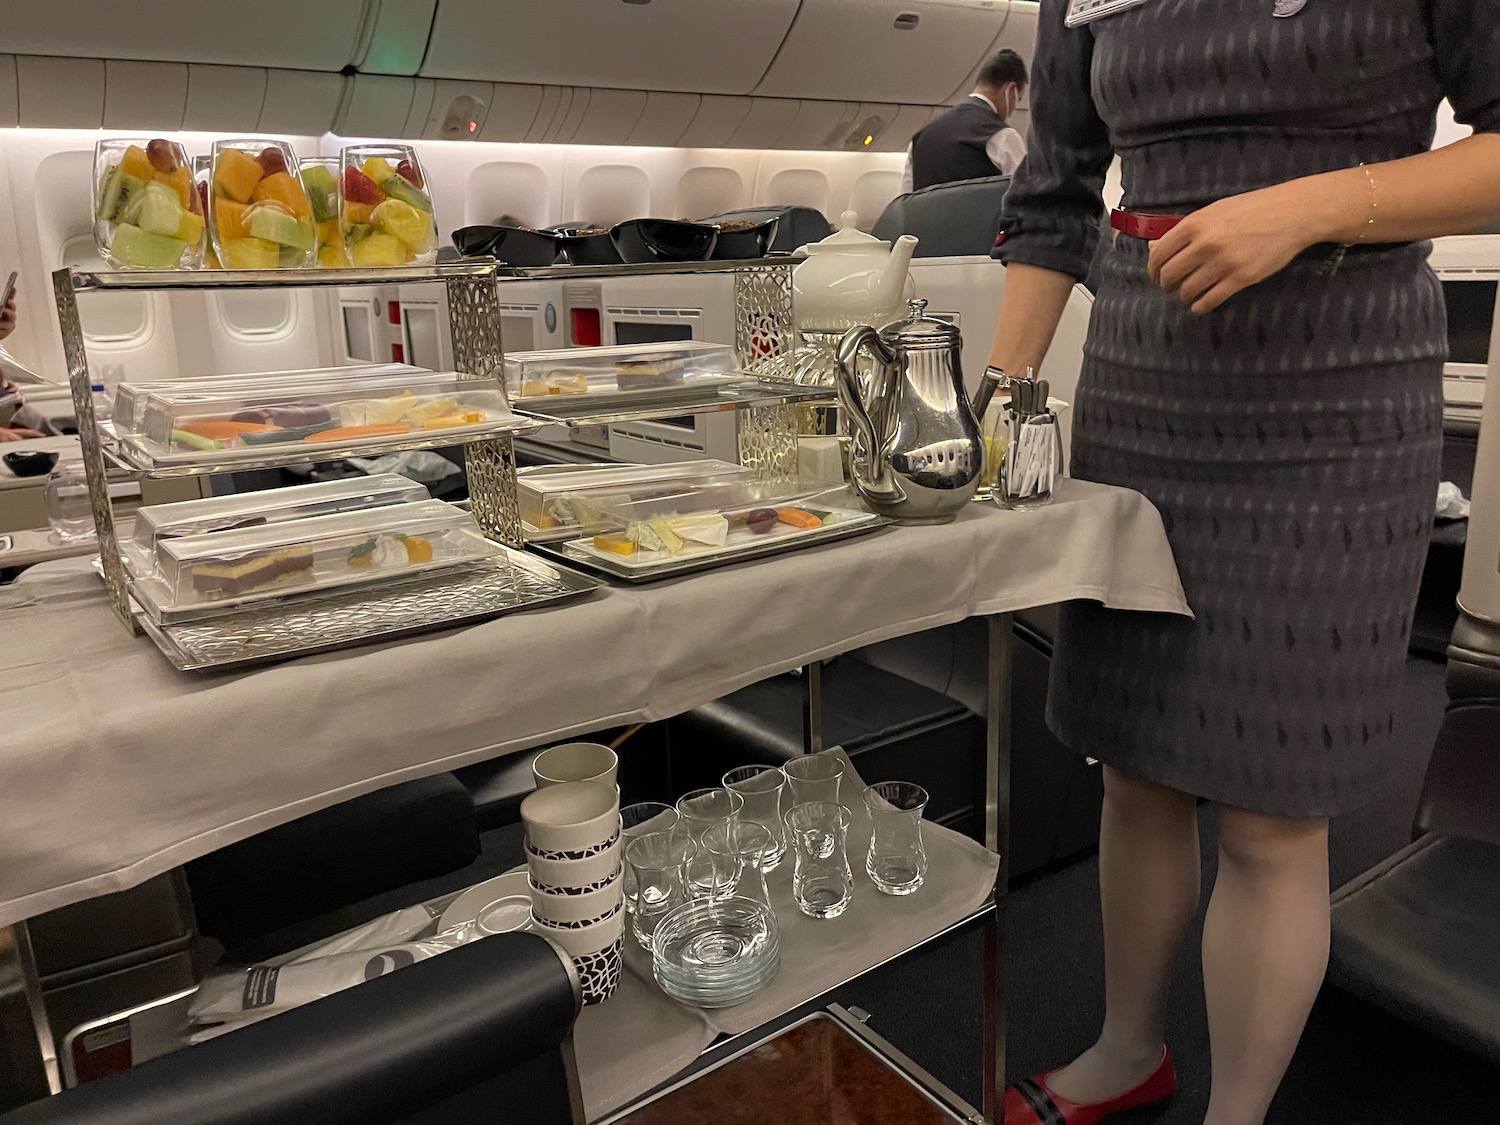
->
xmin=872 ymin=175 xmax=1011 ymax=258
xmin=1329 ymin=626 xmax=1500 ymax=1065
xmin=186 ymin=774 xmax=480 ymax=961
xmin=0 ymin=932 xmax=583 ymax=1125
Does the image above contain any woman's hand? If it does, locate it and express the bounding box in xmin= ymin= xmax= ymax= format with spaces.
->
xmin=0 ymin=296 xmax=15 ymax=343
xmin=1147 ymin=184 xmax=1325 ymax=315
xmin=0 ymin=428 xmax=44 ymax=443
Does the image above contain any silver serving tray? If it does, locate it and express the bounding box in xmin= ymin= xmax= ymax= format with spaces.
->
xmin=532 ymin=515 xmax=892 ymax=584
xmin=512 ymin=373 xmax=744 ymax=415
xmin=512 ymin=379 xmax=834 ymax=428
xmin=137 ymin=547 xmax=602 ymax=672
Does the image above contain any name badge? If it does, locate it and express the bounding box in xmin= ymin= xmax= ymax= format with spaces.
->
xmin=1065 ymin=0 xmax=1152 ymax=26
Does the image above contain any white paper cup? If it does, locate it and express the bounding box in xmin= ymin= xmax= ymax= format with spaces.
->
xmin=521 ymin=781 xmax=620 ymax=855
xmin=539 ymin=909 xmax=626 ymax=1005
xmin=526 ymin=836 xmax=622 ymax=891
xmin=533 ymin=742 xmax=618 ymax=790
xmin=529 ymin=872 xmax=624 ymax=929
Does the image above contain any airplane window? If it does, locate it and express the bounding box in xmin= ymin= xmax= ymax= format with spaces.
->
xmin=64 ymin=236 xmax=150 ymax=344
xmin=676 ymin=168 xmax=747 ymax=221
xmin=214 ymin=291 xmax=294 ymax=338
xmin=848 ymin=170 xmax=904 ymax=229
xmin=467 ymin=162 xmax=551 ymax=228
xmin=764 ymin=169 xmax=830 ymax=215
xmin=574 ymin=164 xmax=651 ymax=227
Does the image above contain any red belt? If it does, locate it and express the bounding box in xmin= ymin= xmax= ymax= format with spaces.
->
xmin=1110 ymin=209 xmax=1185 ymax=241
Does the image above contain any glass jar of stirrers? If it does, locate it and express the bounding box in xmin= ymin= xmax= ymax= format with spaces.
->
xmin=995 ymin=374 xmax=1062 ymax=510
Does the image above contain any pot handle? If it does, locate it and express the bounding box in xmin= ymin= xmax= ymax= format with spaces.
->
xmin=835 ymin=326 xmax=895 ymax=480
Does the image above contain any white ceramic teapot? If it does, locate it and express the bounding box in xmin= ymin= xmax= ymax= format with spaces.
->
xmin=792 ymin=211 xmax=918 ymax=333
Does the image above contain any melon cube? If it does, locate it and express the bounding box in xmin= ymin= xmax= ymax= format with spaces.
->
xmin=318 ymin=245 xmax=351 ymax=269
xmin=247 ymin=205 xmax=315 ymax=252
xmin=176 ymin=208 xmax=205 ymax=247
xmin=215 ymin=149 xmax=265 ymax=204
xmin=220 ymin=237 xmax=281 ymax=270
xmin=251 ymin=172 xmax=312 ymax=220
xmin=119 ymin=146 xmax=156 ymax=186
xmin=137 ymin=181 xmax=185 ymax=237
xmin=111 ymin=224 xmax=188 ymax=270
xmin=215 ymin=198 xmax=253 ymax=242
xmin=160 ymin=166 xmax=194 ymax=210
xmin=350 ymin=233 xmax=407 ymax=267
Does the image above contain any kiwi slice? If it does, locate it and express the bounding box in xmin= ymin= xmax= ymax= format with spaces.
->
xmin=380 ymin=174 xmax=432 ymax=214
xmin=116 ymin=174 xmax=150 ymax=227
xmin=344 ymin=223 xmax=374 ymax=244
xmin=97 ymin=168 xmax=146 ymax=224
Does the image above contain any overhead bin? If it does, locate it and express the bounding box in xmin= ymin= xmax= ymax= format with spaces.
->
xmin=944 ymin=0 xmax=1036 ymax=101
xmin=416 ymin=80 xmax=494 ymax=140
xmin=777 ymin=102 xmax=860 ymax=151
xmin=418 ymin=0 xmax=801 ymax=96
xmin=16 ymin=57 xmax=104 ymax=129
xmin=260 ymin=70 xmax=345 ymax=135
xmin=729 ymin=100 xmax=804 ymax=149
xmin=338 ymin=74 xmax=418 ymax=138
xmin=477 ymin=85 xmax=548 ymax=144
xmin=626 ymin=93 xmax=702 ymax=147
xmin=0 ymin=57 xmax=16 ymax=128
xmin=756 ymin=0 xmax=1008 ymax=105
xmin=359 ymin=0 xmax=440 ymax=76
xmin=102 ymin=61 xmax=187 ymax=131
xmin=569 ymin=90 xmax=650 ymax=147
xmin=524 ymin=88 xmax=574 ymax=145
xmin=678 ymin=97 xmax=755 ymax=149
xmin=0 ymin=0 xmax=369 ymax=71
xmin=183 ymin=65 xmax=268 ymax=133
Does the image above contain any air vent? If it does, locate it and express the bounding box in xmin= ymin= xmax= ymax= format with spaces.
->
xmin=894 ymin=13 xmax=921 ymax=29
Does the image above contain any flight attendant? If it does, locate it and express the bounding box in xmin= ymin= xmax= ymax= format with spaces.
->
xmin=986 ymin=1 xmax=1500 ymax=1122
xmin=903 ymin=49 xmax=1029 ymax=192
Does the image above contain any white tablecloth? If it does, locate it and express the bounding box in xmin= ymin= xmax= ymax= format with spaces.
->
xmin=0 ymin=479 xmax=1187 ymax=928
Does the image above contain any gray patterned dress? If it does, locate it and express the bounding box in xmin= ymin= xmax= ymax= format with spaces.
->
xmin=999 ymin=0 xmax=1500 ymax=816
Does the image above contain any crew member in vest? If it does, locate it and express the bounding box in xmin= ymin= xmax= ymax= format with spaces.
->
xmin=902 ymin=49 xmax=1029 ymax=193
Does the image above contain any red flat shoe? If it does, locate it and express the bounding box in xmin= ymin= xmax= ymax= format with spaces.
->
xmin=1004 ymin=1048 xmax=1177 ymax=1125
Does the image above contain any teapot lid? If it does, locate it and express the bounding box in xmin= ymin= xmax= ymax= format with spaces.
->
xmin=881 ymin=299 xmax=961 ymax=347
xmin=797 ymin=210 xmax=890 ymax=255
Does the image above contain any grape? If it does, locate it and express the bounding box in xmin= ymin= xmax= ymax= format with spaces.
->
xmin=745 ymin=509 xmax=778 ymax=534
xmin=146 ymin=139 xmax=179 ymax=174
xmin=395 ymin=160 xmax=424 ymax=190
xmin=257 ymin=148 xmax=289 ymax=177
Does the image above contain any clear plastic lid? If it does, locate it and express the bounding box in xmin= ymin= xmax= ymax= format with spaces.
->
xmin=503 ymin=341 xmax=739 ymax=401
xmin=134 ymin=497 xmax=501 ymax=621
xmin=115 ymin=370 xmax=517 ymax=468
xmin=112 ymin=364 xmax=421 ymax=435
xmin=519 ymin=460 xmax=753 ymax=536
xmin=125 ymin=474 xmax=429 ymax=573
xmin=581 ymin=481 xmax=860 ymax=564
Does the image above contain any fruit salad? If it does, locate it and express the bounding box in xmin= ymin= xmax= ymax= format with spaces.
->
xmin=299 ymin=159 xmax=349 ymax=268
xmin=340 ymin=146 xmax=439 ymax=267
xmin=93 ymin=138 xmax=206 ymax=270
xmin=209 ymin=141 xmax=317 ymax=270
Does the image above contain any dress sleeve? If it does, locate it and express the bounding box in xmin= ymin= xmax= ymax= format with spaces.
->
xmin=996 ymin=0 xmax=1113 ymax=281
xmin=1427 ymin=0 xmax=1500 ymax=133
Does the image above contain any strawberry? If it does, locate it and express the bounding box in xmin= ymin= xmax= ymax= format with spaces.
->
xmin=343 ymin=166 xmax=383 ymax=205
xmin=394 ymin=160 xmax=423 ymax=190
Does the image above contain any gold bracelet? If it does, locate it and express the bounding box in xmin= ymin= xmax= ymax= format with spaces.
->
xmin=1355 ymin=164 xmax=1378 ymax=244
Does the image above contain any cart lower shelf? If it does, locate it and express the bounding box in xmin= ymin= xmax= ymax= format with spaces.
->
xmin=137 ymin=547 xmax=601 ymax=672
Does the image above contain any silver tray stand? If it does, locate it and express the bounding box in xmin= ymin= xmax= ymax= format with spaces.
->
xmin=139 ymin=547 xmax=600 ymax=672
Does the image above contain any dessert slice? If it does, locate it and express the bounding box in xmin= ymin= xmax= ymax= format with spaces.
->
xmin=191 ymin=546 xmax=314 ymax=597
xmin=614 ymin=356 xmax=686 ymax=390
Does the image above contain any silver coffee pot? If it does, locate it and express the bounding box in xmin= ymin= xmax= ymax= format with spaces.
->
xmin=834 ymin=299 xmax=985 ymax=524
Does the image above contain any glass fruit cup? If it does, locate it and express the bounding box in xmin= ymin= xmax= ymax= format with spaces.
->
xmin=94 ymin=138 xmax=206 ymax=270
xmin=299 ymin=158 xmax=348 ymax=268
xmin=191 ymin=156 xmax=221 ymax=269
xmin=209 ymin=140 xmax=316 ymax=270
xmin=340 ymin=144 xmax=438 ymax=267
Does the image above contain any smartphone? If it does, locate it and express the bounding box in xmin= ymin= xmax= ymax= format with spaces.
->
xmin=0 ymin=271 xmax=16 ymax=313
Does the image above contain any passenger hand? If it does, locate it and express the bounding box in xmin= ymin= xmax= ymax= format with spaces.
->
xmin=0 ymin=427 xmax=44 ymax=442
xmin=1147 ymin=187 xmax=1315 ymax=316
xmin=0 ymin=296 xmax=15 ymax=342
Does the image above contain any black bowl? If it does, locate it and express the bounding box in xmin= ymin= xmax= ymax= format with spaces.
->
xmin=3 ymin=450 xmax=58 ymax=477
xmin=709 ymin=217 xmax=780 ymax=261
xmin=610 ymin=219 xmax=718 ymax=264
xmin=450 ymin=225 xmax=560 ymax=267
xmin=556 ymin=230 xmax=623 ymax=266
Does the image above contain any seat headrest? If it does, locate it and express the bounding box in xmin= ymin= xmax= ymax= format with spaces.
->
xmin=871 ymin=176 xmax=1012 ymax=258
